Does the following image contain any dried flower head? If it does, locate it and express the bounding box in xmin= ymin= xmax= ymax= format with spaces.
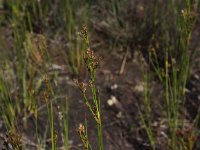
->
xmin=43 ymin=75 xmax=49 ymax=84
xmin=54 ymin=130 xmax=58 ymax=142
xmin=84 ymin=48 xmax=100 ymax=72
xmin=76 ymin=123 xmax=89 ymax=149
xmin=43 ymin=91 xmax=49 ymax=103
xmin=6 ymin=131 xmax=22 ymax=150
xmin=79 ymin=24 xmax=89 ymax=45
xmin=77 ymin=123 xmax=85 ymax=134
xmin=181 ymin=9 xmax=194 ymax=19
xmin=181 ymin=9 xmax=196 ymax=32
xmin=89 ymin=80 xmax=93 ymax=87
xmin=176 ymin=127 xmax=198 ymax=148
xmin=74 ymin=79 xmax=87 ymax=93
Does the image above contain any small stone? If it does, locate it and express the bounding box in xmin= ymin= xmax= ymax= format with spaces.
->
xmin=198 ymin=95 xmax=200 ymax=101
xmin=107 ymin=96 xmax=119 ymax=106
xmin=194 ymin=74 xmax=199 ymax=80
xmin=160 ymin=131 xmax=168 ymax=138
xmin=0 ymin=121 xmax=2 ymax=129
xmin=116 ymin=111 xmax=122 ymax=118
xmin=111 ymin=84 xmax=118 ymax=90
xmin=134 ymin=84 xmax=144 ymax=92
xmin=185 ymin=88 xmax=191 ymax=93
xmin=192 ymin=88 xmax=196 ymax=92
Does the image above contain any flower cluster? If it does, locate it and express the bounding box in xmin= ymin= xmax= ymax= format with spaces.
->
xmin=79 ymin=24 xmax=89 ymax=45
xmin=84 ymin=48 xmax=100 ymax=78
xmin=76 ymin=124 xmax=89 ymax=149
xmin=176 ymin=127 xmax=197 ymax=149
xmin=74 ymin=79 xmax=87 ymax=94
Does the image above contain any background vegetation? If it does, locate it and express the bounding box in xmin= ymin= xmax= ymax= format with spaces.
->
xmin=0 ymin=0 xmax=200 ymax=149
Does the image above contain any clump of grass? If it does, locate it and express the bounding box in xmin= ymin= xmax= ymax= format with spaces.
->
xmin=60 ymin=96 xmax=69 ymax=150
xmin=139 ymin=0 xmax=200 ymax=149
xmin=43 ymin=75 xmax=57 ymax=150
xmin=57 ymin=0 xmax=89 ymax=76
xmin=75 ymin=25 xmax=103 ymax=150
xmin=137 ymin=55 xmax=155 ymax=150
xmin=0 ymin=74 xmax=16 ymax=130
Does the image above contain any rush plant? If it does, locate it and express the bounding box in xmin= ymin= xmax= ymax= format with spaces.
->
xmin=75 ymin=25 xmax=103 ymax=150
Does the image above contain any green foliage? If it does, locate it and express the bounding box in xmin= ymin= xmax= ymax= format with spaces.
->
xmin=0 ymin=0 xmax=199 ymax=149
xmin=75 ymin=25 xmax=103 ymax=150
xmin=139 ymin=0 xmax=200 ymax=149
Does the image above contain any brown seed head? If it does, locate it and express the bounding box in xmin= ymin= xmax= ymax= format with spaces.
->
xmin=43 ymin=91 xmax=49 ymax=103
xmin=77 ymin=123 xmax=85 ymax=134
xmin=80 ymin=24 xmax=89 ymax=44
xmin=7 ymin=131 xmax=22 ymax=149
xmin=190 ymin=136 xmax=197 ymax=142
xmin=74 ymin=79 xmax=87 ymax=93
xmin=84 ymin=48 xmax=100 ymax=71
